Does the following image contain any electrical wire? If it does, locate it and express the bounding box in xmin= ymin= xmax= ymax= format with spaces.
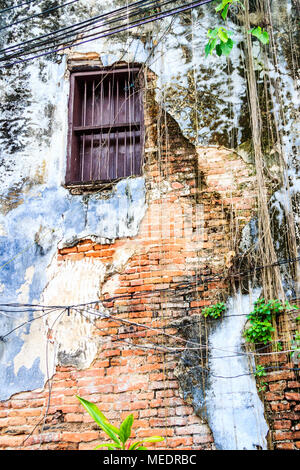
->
xmin=0 ymin=307 xmax=64 ymax=341
xmin=74 ymin=308 xmax=300 ymax=379
xmin=1 ymin=297 xmax=298 ymax=359
xmin=0 ymin=0 xmax=171 ymax=64
xmin=0 ymin=0 xmax=41 ymax=14
xmin=76 ymin=304 xmax=300 ymax=355
xmin=0 ymin=300 xmax=298 ymax=382
xmin=0 ymin=0 xmax=81 ymax=31
xmin=0 ymin=0 xmax=215 ymax=68
xmin=0 ymin=0 xmax=167 ymax=56
xmin=0 ymin=256 xmax=298 ymax=313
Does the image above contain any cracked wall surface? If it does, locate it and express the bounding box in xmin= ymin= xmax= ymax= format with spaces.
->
xmin=0 ymin=0 xmax=299 ymax=451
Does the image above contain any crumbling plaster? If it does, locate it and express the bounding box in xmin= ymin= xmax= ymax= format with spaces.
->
xmin=0 ymin=176 xmax=147 ymax=400
xmin=0 ymin=0 xmax=298 ymax=450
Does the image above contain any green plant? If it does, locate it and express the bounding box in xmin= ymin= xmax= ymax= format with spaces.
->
xmin=254 ymin=364 xmax=267 ymax=378
xmin=205 ymin=0 xmax=269 ymax=58
xmin=254 ymin=365 xmax=267 ymax=392
xmin=201 ymin=302 xmax=226 ymax=319
xmin=76 ymin=396 xmax=164 ymax=450
xmin=244 ymin=319 xmax=275 ymax=344
xmin=248 ymin=26 xmax=269 ymax=45
xmin=244 ymin=298 xmax=298 ymax=345
xmin=205 ymin=27 xmax=235 ymax=57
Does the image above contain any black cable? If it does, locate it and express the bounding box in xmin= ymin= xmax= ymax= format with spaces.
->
xmin=0 ymin=0 xmax=181 ymax=65
xmin=0 ymin=0 xmax=81 ymax=31
xmin=0 ymin=0 xmax=160 ymax=55
xmin=0 ymin=0 xmax=165 ymax=60
xmin=0 ymin=0 xmax=41 ymax=14
xmin=0 ymin=255 xmax=298 ymax=313
xmin=0 ymin=0 xmax=214 ymax=68
xmin=0 ymin=307 xmax=64 ymax=340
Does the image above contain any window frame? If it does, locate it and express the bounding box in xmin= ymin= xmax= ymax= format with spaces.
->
xmin=65 ymin=66 xmax=144 ymax=188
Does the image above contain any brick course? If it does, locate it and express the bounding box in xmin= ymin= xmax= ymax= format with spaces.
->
xmin=256 ymin=306 xmax=300 ymax=450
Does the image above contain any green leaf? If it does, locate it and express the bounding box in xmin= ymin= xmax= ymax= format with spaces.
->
xmin=129 ymin=436 xmax=164 ymax=450
xmin=136 ymin=446 xmax=148 ymax=450
xmin=221 ymin=38 xmax=234 ymax=55
xmin=119 ymin=414 xmax=134 ymax=445
xmin=207 ymin=28 xmax=218 ymax=39
xmin=205 ymin=37 xmax=218 ymax=57
xmin=249 ymin=27 xmax=269 ymax=45
xmin=218 ymin=27 xmax=229 ymax=42
xmin=140 ymin=436 xmax=165 ymax=443
xmin=216 ymin=44 xmax=223 ymax=56
xmin=215 ymin=0 xmax=243 ymax=17
xmin=215 ymin=0 xmax=228 ymax=13
xmin=129 ymin=441 xmax=142 ymax=450
xmin=221 ymin=4 xmax=229 ymax=20
xmin=261 ymin=30 xmax=269 ymax=45
xmin=94 ymin=443 xmax=120 ymax=450
xmin=76 ymin=396 xmax=122 ymax=447
xmin=205 ymin=42 xmax=212 ymax=58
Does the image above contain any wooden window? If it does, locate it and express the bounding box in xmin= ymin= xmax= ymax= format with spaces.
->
xmin=66 ymin=67 xmax=143 ymax=186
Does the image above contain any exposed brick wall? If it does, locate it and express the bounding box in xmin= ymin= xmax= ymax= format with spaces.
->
xmin=255 ymin=306 xmax=300 ymax=450
xmin=0 ymin=71 xmax=292 ymax=451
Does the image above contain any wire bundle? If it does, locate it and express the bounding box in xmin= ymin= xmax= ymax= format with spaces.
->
xmin=0 ymin=0 xmax=215 ymax=68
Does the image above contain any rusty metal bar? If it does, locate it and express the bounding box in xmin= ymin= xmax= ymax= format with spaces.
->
xmin=81 ymin=79 xmax=87 ymax=182
xmin=116 ymin=76 xmax=119 ymax=179
xmin=90 ymin=79 xmax=95 ymax=181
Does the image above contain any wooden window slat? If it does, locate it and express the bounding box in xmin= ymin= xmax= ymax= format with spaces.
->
xmin=66 ymin=67 xmax=143 ymax=186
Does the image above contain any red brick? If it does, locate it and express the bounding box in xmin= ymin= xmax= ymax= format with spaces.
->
xmin=59 ymin=246 xmax=77 ymax=254
xmin=273 ymin=420 xmax=292 ymax=430
xmin=270 ymin=402 xmax=291 ymax=412
xmin=273 ymin=430 xmax=294 ymax=441
xmin=268 ymin=381 xmax=286 ymax=392
xmin=167 ymin=437 xmax=193 ymax=448
xmin=190 ymin=300 xmax=211 ymax=308
xmin=0 ymin=436 xmax=25 ymax=448
xmin=62 ymin=252 xmax=84 ymax=261
xmin=64 ymin=413 xmax=84 ymax=423
xmin=276 ymin=442 xmax=295 ymax=450
xmin=265 ymin=391 xmax=284 ymax=401
xmin=265 ymin=371 xmax=295 ymax=382
xmin=287 ymin=381 xmax=300 ymax=388
xmin=77 ymin=243 xmax=94 ymax=252
xmin=176 ymin=425 xmax=208 ymax=436
xmin=285 ymin=392 xmax=300 ymax=401
xmin=61 ymin=432 xmax=99 ymax=443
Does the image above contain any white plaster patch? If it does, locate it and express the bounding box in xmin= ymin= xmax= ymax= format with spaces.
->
xmin=13 ymin=310 xmax=48 ymax=376
xmin=102 ymin=274 xmax=120 ymax=296
xmin=40 ymin=256 xmax=106 ymax=369
xmin=16 ymin=266 xmax=35 ymax=304
xmin=0 ymin=224 xmax=7 ymax=236
xmin=42 ymin=256 xmax=105 ymax=306
xmin=205 ymin=288 xmax=269 ymax=450
xmin=13 ymin=256 xmax=107 ymax=378
xmin=112 ymin=245 xmax=137 ymax=271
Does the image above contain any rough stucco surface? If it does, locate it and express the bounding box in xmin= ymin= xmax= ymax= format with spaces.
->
xmin=0 ymin=0 xmax=299 ymax=451
xmin=0 ymin=177 xmax=147 ymax=400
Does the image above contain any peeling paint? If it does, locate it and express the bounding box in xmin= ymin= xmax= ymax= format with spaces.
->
xmin=0 ymin=177 xmax=147 ymax=400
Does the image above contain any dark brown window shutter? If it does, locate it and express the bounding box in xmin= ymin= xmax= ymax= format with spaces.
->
xmin=66 ymin=67 xmax=143 ymax=186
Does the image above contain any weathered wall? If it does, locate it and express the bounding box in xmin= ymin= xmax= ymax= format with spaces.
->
xmin=0 ymin=0 xmax=299 ymax=451
xmin=0 ymin=88 xmax=262 ymax=449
